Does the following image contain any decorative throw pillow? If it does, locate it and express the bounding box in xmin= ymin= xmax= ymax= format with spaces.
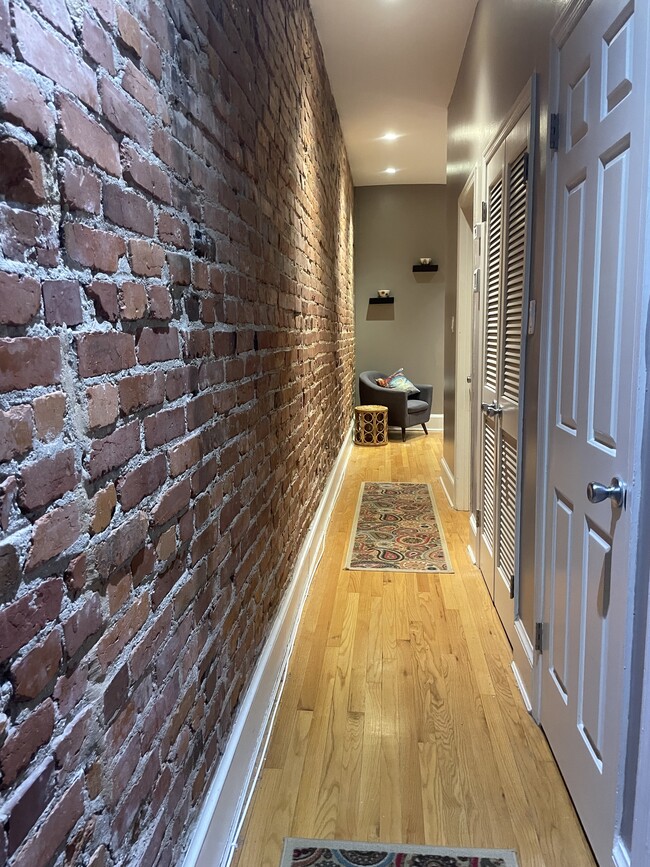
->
xmin=375 ymin=369 xmax=420 ymax=395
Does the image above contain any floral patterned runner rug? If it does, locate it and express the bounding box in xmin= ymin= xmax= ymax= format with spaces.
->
xmin=345 ymin=482 xmax=453 ymax=573
xmin=280 ymin=838 xmax=520 ymax=866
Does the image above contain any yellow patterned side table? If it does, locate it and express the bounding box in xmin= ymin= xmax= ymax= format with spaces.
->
xmin=354 ymin=404 xmax=388 ymax=446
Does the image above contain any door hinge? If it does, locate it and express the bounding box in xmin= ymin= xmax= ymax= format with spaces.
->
xmin=473 ymin=268 xmax=480 ymax=292
xmin=549 ymin=113 xmax=560 ymax=151
xmin=476 ymin=509 xmax=481 ymax=529
xmin=534 ymin=622 xmax=544 ymax=653
xmin=481 ymin=200 xmax=487 ymax=222
xmin=523 ymin=152 xmax=530 ymax=183
xmin=509 ymin=574 xmax=515 ymax=599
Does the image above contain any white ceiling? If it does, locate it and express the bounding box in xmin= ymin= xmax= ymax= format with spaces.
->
xmin=310 ymin=0 xmax=479 ymax=186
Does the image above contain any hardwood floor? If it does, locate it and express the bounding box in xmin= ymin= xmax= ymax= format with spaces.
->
xmin=230 ymin=433 xmax=596 ymax=867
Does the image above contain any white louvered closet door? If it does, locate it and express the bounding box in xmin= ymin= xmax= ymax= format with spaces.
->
xmin=479 ymin=107 xmax=532 ymax=647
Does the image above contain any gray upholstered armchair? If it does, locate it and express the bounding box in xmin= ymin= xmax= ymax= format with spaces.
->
xmin=359 ymin=371 xmax=433 ymax=442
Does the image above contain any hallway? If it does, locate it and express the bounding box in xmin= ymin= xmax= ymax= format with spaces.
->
xmin=231 ymin=434 xmax=595 ymax=867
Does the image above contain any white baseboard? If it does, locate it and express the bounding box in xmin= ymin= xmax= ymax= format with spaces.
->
xmin=439 ymin=457 xmax=455 ymax=508
xmin=612 ymin=838 xmax=631 ymax=867
xmin=467 ymin=513 xmax=478 ymax=564
xmin=511 ymin=660 xmax=533 ymax=714
xmin=181 ymin=427 xmax=353 ymax=867
xmin=427 ymin=413 xmax=443 ymax=432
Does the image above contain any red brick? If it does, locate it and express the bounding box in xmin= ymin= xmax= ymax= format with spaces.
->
xmin=87 ymin=420 xmax=140 ymax=480
xmin=0 ymin=139 xmax=46 ymax=205
xmin=128 ymin=239 xmax=165 ymax=277
xmin=100 ymin=78 xmax=149 ymax=146
xmin=118 ymin=371 xmax=164 ymax=414
xmin=150 ymin=478 xmax=191 ymax=526
xmin=117 ymin=6 xmax=142 ymax=55
xmin=122 ymin=60 xmax=159 ymax=115
xmin=141 ymin=32 xmax=162 ymax=81
xmin=109 ymin=734 xmax=139 ymax=805
xmin=77 ymin=332 xmax=136 ymax=377
xmin=0 ymin=204 xmax=58 ymax=266
xmin=92 ymin=510 xmax=148 ymax=580
xmin=130 ymin=543 xmax=155 ymax=586
xmin=137 ymin=327 xmax=180 ymax=363
xmin=58 ymin=93 xmax=120 ymax=176
xmin=103 ymin=182 xmax=154 ymax=236
xmin=29 ymin=0 xmax=75 ymax=37
xmin=61 ymin=162 xmax=101 ymax=214
xmin=153 ymin=128 xmax=189 ymax=178
xmin=19 ymin=448 xmax=78 ymax=510
xmin=11 ymin=777 xmax=84 ymax=867
xmin=65 ymin=223 xmax=125 ymax=272
xmin=26 ymin=500 xmax=82 ymax=569
xmin=119 ymin=282 xmax=147 ymax=320
xmin=53 ymin=707 xmax=91 ymax=771
xmin=64 ymin=552 xmax=87 ymax=592
xmin=0 ymin=699 xmax=55 ymax=784
xmin=0 ymin=476 xmax=17 ymax=532
xmin=95 ymin=592 xmax=149 ymax=670
xmin=122 ymin=142 xmax=172 ymax=203
xmin=144 ymin=406 xmax=185 ymax=449
xmin=42 ymin=280 xmax=83 ymax=327
xmin=0 ymin=0 xmax=10 ymax=53
xmin=53 ymin=663 xmax=88 ymax=718
xmin=91 ymin=0 xmax=115 ymax=25
xmin=0 ymin=406 xmax=34 ymax=462
xmin=117 ymin=454 xmax=166 ymax=510
xmin=0 ymin=578 xmax=64 ymax=663
xmin=158 ymin=212 xmax=191 ymax=249
xmin=107 ymin=568 xmax=131 ymax=614
xmin=168 ymin=433 xmax=202 ymax=477
xmin=90 ymin=483 xmax=117 ymax=534
xmin=5 ymin=757 xmax=55 ymax=855
xmin=87 ymin=382 xmax=119 ymax=430
xmin=167 ymin=251 xmax=191 ymax=285
xmin=0 ymin=66 xmax=54 ymax=144
xmin=83 ymin=13 xmax=115 ymax=73
xmin=33 ymin=392 xmax=66 ymax=441
xmin=11 ymin=630 xmax=62 ymax=700
xmin=15 ymin=8 xmax=99 ymax=110
xmin=166 ymin=365 xmax=199 ymax=400
xmin=112 ymin=750 xmax=159 ymax=845
xmin=187 ymin=393 xmax=214 ymax=431
xmin=147 ymin=285 xmax=173 ymax=320
xmin=0 ymin=337 xmax=61 ymax=393
xmin=86 ymin=280 xmax=119 ymax=321
xmin=63 ymin=593 xmax=103 ymax=656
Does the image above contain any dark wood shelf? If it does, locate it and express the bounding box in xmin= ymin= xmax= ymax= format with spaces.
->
xmin=412 ymin=264 xmax=438 ymax=272
xmin=369 ymin=297 xmax=394 ymax=305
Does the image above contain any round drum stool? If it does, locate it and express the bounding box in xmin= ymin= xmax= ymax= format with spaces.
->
xmin=354 ymin=404 xmax=388 ymax=446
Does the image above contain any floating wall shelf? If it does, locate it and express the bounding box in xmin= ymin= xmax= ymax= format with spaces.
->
xmin=412 ymin=264 xmax=438 ymax=272
xmin=369 ymin=297 xmax=394 ymax=305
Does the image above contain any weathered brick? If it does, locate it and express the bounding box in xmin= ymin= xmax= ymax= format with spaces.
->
xmin=29 ymin=0 xmax=75 ymax=37
xmin=90 ymin=483 xmax=117 ymax=534
xmin=100 ymin=77 xmax=149 ymax=146
xmin=0 ymin=337 xmax=61 ymax=393
xmin=167 ymin=251 xmax=191 ymax=285
xmin=87 ymin=382 xmax=119 ymax=430
xmin=122 ymin=60 xmax=159 ymax=115
xmin=63 ymin=593 xmax=103 ymax=656
xmin=107 ymin=569 xmax=131 ymax=614
xmin=158 ymin=212 xmax=191 ymax=249
xmin=137 ymin=327 xmax=180 ymax=364
xmin=19 ymin=448 xmax=79 ymax=510
xmin=128 ymin=239 xmax=165 ymax=277
xmin=11 ymin=630 xmax=62 ymax=700
xmin=165 ymin=365 xmax=199 ymax=400
xmin=53 ymin=663 xmax=88 ymax=718
xmin=103 ymin=182 xmax=155 ymax=236
xmin=77 ymin=332 xmax=136 ymax=377
xmin=0 ymin=477 xmax=17 ymax=533
xmin=96 ymin=592 xmax=149 ymax=670
xmin=117 ymin=6 xmax=142 ymax=56
xmin=0 ymin=578 xmax=64 ymax=662
xmin=42 ymin=280 xmax=83 ymax=327
xmin=0 ymin=406 xmax=34 ymax=462
xmin=117 ymin=454 xmax=166 ymax=510
xmin=0 ymin=139 xmax=46 ymax=205
xmin=61 ymin=162 xmax=101 ymax=214
xmin=153 ymin=128 xmax=189 ymax=178
xmin=26 ymin=500 xmax=82 ymax=570
xmin=65 ymin=223 xmax=125 ymax=272
xmin=0 ymin=699 xmax=55 ymax=784
xmin=150 ymin=478 xmax=191 ymax=526
xmin=122 ymin=143 xmax=172 ymax=203
xmin=119 ymin=282 xmax=147 ymax=320
xmin=0 ymin=204 xmax=58 ymax=266
xmin=87 ymin=421 xmax=140 ymax=480
xmin=53 ymin=707 xmax=92 ymax=771
xmin=86 ymin=280 xmax=119 ymax=321
xmin=0 ymin=0 xmax=11 ymax=53
xmin=109 ymin=734 xmax=139 ymax=805
xmin=83 ymin=13 xmax=116 ymax=73
xmin=5 ymin=757 xmax=55 ymax=855
xmin=143 ymin=406 xmax=185 ymax=449
xmin=11 ymin=777 xmax=84 ymax=867
xmin=118 ymin=372 xmax=164 ymax=414
xmin=112 ymin=749 xmax=159 ymax=845
xmin=92 ymin=510 xmax=148 ymax=579
xmin=147 ymin=285 xmax=173 ymax=320
xmin=168 ymin=433 xmax=202 ymax=477
xmin=33 ymin=392 xmax=66 ymax=441
xmin=0 ymin=66 xmax=53 ymax=143
xmin=15 ymin=9 xmax=99 ymax=110
xmin=58 ymin=93 xmax=120 ymax=177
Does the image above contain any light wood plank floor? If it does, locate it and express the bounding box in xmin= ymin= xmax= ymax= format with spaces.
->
xmin=231 ymin=433 xmax=596 ymax=867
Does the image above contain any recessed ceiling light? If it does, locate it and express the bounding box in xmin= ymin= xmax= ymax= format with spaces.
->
xmin=381 ymin=132 xmax=400 ymax=142
xmin=384 ymin=167 xmax=398 ymax=174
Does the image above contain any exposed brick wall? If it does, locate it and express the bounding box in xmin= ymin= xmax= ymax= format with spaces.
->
xmin=0 ymin=0 xmax=354 ymax=862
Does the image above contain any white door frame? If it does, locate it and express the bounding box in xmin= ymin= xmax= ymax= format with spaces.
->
xmin=453 ymin=168 xmax=477 ymax=513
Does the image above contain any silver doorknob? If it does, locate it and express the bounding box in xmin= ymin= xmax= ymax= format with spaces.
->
xmin=481 ymin=401 xmax=503 ymax=418
xmin=586 ymin=477 xmax=626 ymax=509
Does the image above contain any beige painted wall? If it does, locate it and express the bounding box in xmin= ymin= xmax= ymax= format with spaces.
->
xmin=354 ymin=185 xmax=447 ymax=414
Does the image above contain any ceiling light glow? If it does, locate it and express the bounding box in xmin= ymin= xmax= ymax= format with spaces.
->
xmin=381 ymin=132 xmax=399 ymax=141
xmin=384 ymin=167 xmax=398 ymax=174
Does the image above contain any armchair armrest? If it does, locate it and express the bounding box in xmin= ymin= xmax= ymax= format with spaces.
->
xmin=414 ymin=384 xmax=433 ymax=409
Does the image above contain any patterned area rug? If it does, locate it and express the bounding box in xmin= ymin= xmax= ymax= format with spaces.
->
xmin=345 ymin=482 xmax=453 ymax=573
xmin=280 ymin=838 xmax=520 ymax=866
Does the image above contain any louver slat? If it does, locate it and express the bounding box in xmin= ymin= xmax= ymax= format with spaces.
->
xmin=482 ymin=421 xmax=497 ymax=552
xmin=497 ymin=435 xmax=518 ymax=587
xmin=485 ymin=179 xmax=503 ymax=392
xmin=502 ymin=150 xmax=529 ymax=404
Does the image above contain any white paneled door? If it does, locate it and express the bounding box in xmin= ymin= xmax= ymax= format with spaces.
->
xmin=541 ymin=0 xmax=650 ymax=862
